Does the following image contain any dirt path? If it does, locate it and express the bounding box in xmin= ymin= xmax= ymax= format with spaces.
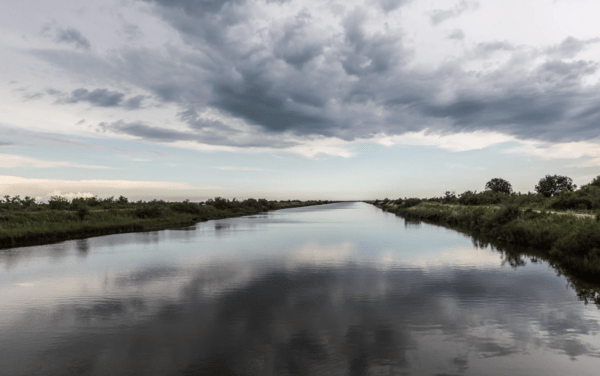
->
xmin=533 ymin=209 xmax=595 ymax=219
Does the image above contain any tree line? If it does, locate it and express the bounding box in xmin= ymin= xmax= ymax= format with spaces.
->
xmin=376 ymin=175 xmax=600 ymax=211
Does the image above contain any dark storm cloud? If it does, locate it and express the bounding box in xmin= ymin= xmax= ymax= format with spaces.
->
xmin=31 ymin=0 xmax=600 ymax=147
xmin=100 ymin=121 xmax=189 ymax=142
xmin=210 ymin=73 xmax=330 ymax=134
xmin=101 ymin=120 xmax=299 ymax=148
xmin=341 ymin=9 xmax=404 ymax=76
xmin=55 ymin=27 xmax=91 ymax=50
xmin=46 ymin=87 xmax=145 ymax=109
xmin=272 ymin=11 xmax=325 ymax=69
xmin=65 ymin=88 xmax=125 ymax=107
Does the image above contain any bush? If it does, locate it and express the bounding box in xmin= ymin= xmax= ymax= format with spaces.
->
xmin=76 ymin=205 xmax=90 ymax=221
xmin=550 ymin=192 xmax=593 ymax=210
xmin=134 ymin=205 xmax=164 ymax=219
xmin=398 ymin=198 xmax=421 ymax=208
xmin=458 ymin=190 xmax=505 ymax=206
xmin=489 ymin=205 xmax=520 ymax=225
xmin=171 ymin=200 xmax=201 ymax=214
xmin=553 ymin=221 xmax=600 ymax=257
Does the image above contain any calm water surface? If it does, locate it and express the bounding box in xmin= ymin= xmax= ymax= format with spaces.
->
xmin=1 ymin=202 xmax=599 ymax=375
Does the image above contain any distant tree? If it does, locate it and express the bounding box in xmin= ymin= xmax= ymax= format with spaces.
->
xmin=535 ymin=175 xmax=576 ymax=197
xmin=49 ymin=196 xmax=70 ymax=210
xmin=485 ymin=178 xmax=513 ymax=194
xmin=117 ymin=195 xmax=128 ymax=204
xmin=587 ymin=176 xmax=600 ymax=188
xmin=21 ymin=196 xmax=36 ymax=208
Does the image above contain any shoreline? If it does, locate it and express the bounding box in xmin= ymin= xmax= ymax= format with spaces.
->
xmin=0 ymin=200 xmax=333 ymax=250
xmin=370 ymin=201 xmax=600 ymax=281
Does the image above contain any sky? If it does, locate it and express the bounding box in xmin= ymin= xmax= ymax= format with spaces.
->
xmin=1 ymin=0 xmax=600 ymax=201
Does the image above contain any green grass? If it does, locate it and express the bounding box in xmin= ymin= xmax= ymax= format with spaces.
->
xmin=0 ymin=198 xmax=332 ymax=249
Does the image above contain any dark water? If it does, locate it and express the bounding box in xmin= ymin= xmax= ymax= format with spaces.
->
xmin=1 ymin=202 xmax=599 ymax=375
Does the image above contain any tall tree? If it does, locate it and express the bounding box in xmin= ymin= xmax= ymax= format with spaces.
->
xmin=485 ymin=178 xmax=513 ymax=194
xmin=535 ymin=175 xmax=576 ymax=197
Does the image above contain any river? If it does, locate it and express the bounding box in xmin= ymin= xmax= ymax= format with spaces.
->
xmin=1 ymin=202 xmax=599 ymax=375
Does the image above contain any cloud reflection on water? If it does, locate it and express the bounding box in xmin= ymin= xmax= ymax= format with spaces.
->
xmin=1 ymin=203 xmax=600 ymax=375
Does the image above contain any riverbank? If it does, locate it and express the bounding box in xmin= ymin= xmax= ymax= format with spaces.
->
xmin=371 ymin=201 xmax=600 ymax=279
xmin=0 ymin=198 xmax=332 ymax=250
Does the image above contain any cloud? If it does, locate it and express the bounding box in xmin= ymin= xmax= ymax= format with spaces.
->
xmin=99 ymin=120 xmax=300 ymax=149
xmin=447 ymin=29 xmax=465 ymax=41
xmin=64 ymin=88 xmax=125 ymax=107
xmin=55 ymin=27 xmax=91 ymax=50
xmin=28 ymin=0 xmax=600 ymax=152
xmin=123 ymin=95 xmax=146 ymax=109
xmin=47 ymin=87 xmax=145 ymax=108
xmin=1 ymin=126 xmax=165 ymax=156
xmin=546 ymin=36 xmax=600 ymax=59
xmin=430 ymin=1 xmax=479 ymax=25
xmin=42 ymin=23 xmax=91 ymax=50
xmin=0 ymin=153 xmax=111 ymax=169
xmin=376 ymin=0 xmax=411 ymax=13
xmin=0 ymin=175 xmax=221 ymax=198
xmin=48 ymin=191 xmax=96 ymax=200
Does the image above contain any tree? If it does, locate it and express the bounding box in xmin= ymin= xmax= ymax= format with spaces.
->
xmin=485 ymin=178 xmax=513 ymax=194
xmin=49 ymin=196 xmax=70 ymax=210
xmin=535 ymin=175 xmax=576 ymax=197
xmin=587 ymin=176 xmax=600 ymax=188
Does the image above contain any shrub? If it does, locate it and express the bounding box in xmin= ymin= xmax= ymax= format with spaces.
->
xmin=550 ymin=192 xmax=593 ymax=210
xmin=49 ymin=196 xmax=70 ymax=210
xmin=134 ymin=205 xmax=164 ymax=219
xmin=76 ymin=205 xmax=90 ymax=221
xmin=489 ymin=205 xmax=520 ymax=225
xmin=171 ymin=200 xmax=201 ymax=214
xmin=398 ymin=198 xmax=421 ymax=208
xmin=552 ymin=221 xmax=600 ymax=257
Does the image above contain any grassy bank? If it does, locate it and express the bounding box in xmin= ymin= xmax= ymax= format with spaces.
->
xmin=373 ymin=201 xmax=600 ymax=279
xmin=0 ymin=197 xmax=333 ymax=250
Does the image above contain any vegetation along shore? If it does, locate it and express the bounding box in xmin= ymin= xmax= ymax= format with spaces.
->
xmin=371 ymin=175 xmax=600 ymax=283
xmin=0 ymin=196 xmax=333 ymax=250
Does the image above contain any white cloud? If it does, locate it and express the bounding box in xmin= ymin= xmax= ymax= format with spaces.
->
xmin=48 ymin=191 xmax=95 ymax=200
xmin=506 ymin=139 xmax=600 ymax=160
xmin=373 ymin=129 xmax=515 ymax=152
xmin=0 ymin=176 xmax=221 ymax=198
